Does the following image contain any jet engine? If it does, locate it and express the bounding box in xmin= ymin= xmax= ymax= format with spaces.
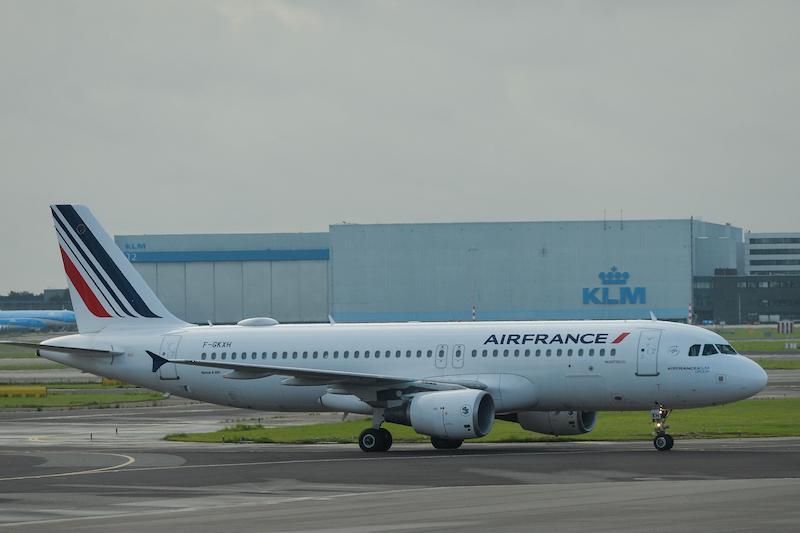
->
xmin=384 ymin=389 xmax=495 ymax=440
xmin=514 ymin=410 xmax=597 ymax=436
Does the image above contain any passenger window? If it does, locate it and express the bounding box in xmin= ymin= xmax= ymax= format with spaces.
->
xmin=716 ymin=344 xmax=737 ymax=355
xmin=323 ymin=351 xmax=328 ymax=359
xmin=292 ymin=352 xmax=297 ymax=359
xmin=514 ymin=349 xmax=520 ymax=357
xmin=610 ymin=349 xmax=616 ymax=356
xmin=588 ymin=348 xmax=594 ymax=356
xmin=503 ymin=349 xmax=509 ymax=357
xmin=406 ymin=350 xmax=411 ymax=358
xmin=302 ymin=351 xmax=308 ymax=359
xmin=201 ymin=353 xmax=207 ymax=360
xmin=221 ymin=353 xmax=227 ymax=360
xmin=354 ymin=350 xmax=360 ymax=358
xmin=567 ymin=349 xmax=573 ymax=357
xmin=312 ymin=351 xmax=318 ymax=359
xmin=211 ymin=353 xmax=216 ymax=360
xmin=546 ymin=349 xmax=552 ymax=357
xmin=231 ymin=353 xmax=236 ymax=360
xmin=536 ymin=349 xmax=541 ymax=357
xmin=272 ymin=352 xmax=277 ymax=359
xmin=262 ymin=352 xmax=267 ymax=359
xmin=688 ymin=344 xmax=700 ymax=357
xmin=416 ymin=350 xmax=422 ymax=358
xmin=703 ymin=344 xmax=718 ymax=356
xmin=524 ymin=349 xmax=530 ymax=357
xmin=364 ymin=350 xmax=370 ymax=359
xmin=482 ymin=349 xmax=488 ymax=357
xmin=396 ymin=350 xmax=401 ymax=358
xmin=427 ymin=350 xmax=433 ymax=358
xmin=333 ymin=351 xmax=339 ymax=359
xmin=282 ymin=352 xmax=287 ymax=359
xmin=599 ymin=349 xmax=605 ymax=356
xmin=556 ymin=349 xmax=562 ymax=357
xmin=472 ymin=349 xmax=478 ymax=358
xmin=493 ymin=349 xmax=499 ymax=357
xmin=578 ymin=349 xmax=584 ymax=356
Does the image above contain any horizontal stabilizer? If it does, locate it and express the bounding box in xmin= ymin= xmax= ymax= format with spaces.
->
xmin=0 ymin=341 xmax=122 ymax=357
xmin=146 ymin=351 xmax=169 ymax=372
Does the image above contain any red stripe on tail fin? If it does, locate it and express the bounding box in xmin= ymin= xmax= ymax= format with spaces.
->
xmin=59 ymin=247 xmax=111 ymax=318
xmin=612 ymin=332 xmax=630 ymax=344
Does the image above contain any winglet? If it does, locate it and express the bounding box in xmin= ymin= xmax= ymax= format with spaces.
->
xmin=649 ymin=311 xmax=658 ymax=321
xmin=146 ymin=350 xmax=168 ymax=372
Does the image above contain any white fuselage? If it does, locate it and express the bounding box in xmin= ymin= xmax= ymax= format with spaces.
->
xmin=39 ymin=319 xmax=767 ymax=414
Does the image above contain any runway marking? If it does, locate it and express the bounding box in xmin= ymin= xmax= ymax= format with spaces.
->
xmin=0 ymin=452 xmax=135 ymax=481
xmin=1 ymin=478 xmax=798 ymax=529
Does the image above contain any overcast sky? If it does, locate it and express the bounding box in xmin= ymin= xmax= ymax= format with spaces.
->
xmin=1 ymin=1 xmax=798 ymax=293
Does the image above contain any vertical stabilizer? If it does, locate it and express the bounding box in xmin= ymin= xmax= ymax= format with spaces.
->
xmin=51 ymin=204 xmax=187 ymax=333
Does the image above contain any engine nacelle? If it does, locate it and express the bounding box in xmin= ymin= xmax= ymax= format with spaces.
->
xmin=516 ymin=410 xmax=597 ymax=436
xmin=385 ymin=389 xmax=495 ymax=440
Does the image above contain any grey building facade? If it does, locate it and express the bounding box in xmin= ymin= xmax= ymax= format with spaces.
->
xmin=116 ymin=218 xmax=742 ymax=324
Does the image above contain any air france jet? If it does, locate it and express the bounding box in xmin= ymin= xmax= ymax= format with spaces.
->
xmin=3 ymin=205 xmax=768 ymax=452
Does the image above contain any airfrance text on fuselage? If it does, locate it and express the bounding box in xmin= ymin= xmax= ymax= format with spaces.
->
xmin=484 ymin=333 xmax=620 ymax=345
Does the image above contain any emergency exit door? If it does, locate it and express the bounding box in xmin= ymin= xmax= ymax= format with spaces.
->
xmin=636 ymin=329 xmax=661 ymax=376
xmin=158 ymin=334 xmax=181 ymax=380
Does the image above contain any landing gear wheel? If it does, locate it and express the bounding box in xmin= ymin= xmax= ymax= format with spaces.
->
xmin=430 ymin=437 xmax=463 ymax=450
xmin=654 ymin=435 xmax=673 ymax=451
xmin=378 ymin=428 xmax=393 ymax=451
xmin=359 ymin=427 xmax=392 ymax=452
xmin=359 ymin=428 xmax=381 ymax=452
xmin=650 ymin=405 xmax=674 ymax=452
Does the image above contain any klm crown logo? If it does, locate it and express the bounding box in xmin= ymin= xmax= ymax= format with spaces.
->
xmin=583 ymin=265 xmax=646 ymax=305
xmin=599 ymin=266 xmax=629 ymax=285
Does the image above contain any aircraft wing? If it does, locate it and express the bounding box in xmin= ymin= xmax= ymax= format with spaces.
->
xmin=146 ymin=351 xmax=485 ymax=392
xmin=0 ymin=341 xmax=123 ymax=357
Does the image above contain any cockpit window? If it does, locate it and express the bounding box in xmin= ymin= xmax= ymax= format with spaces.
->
xmin=702 ymin=344 xmax=719 ymax=356
xmin=688 ymin=344 xmax=701 ymax=357
xmin=716 ymin=344 xmax=737 ymax=355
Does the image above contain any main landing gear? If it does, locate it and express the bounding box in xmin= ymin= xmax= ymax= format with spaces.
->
xmin=358 ymin=427 xmax=392 ymax=452
xmin=651 ymin=405 xmax=674 ymax=451
xmin=359 ymin=410 xmax=393 ymax=452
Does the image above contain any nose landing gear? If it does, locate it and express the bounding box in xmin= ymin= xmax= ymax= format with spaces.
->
xmin=651 ymin=405 xmax=674 ymax=451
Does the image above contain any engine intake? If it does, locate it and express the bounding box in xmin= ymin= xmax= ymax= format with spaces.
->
xmin=385 ymin=389 xmax=495 ymax=440
xmin=515 ymin=410 xmax=597 ymax=436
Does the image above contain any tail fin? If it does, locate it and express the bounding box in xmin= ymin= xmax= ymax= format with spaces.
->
xmin=51 ymin=204 xmax=187 ymax=333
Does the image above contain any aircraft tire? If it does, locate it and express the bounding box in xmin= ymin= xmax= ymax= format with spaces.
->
xmin=359 ymin=428 xmax=384 ymax=452
xmin=654 ymin=435 xmax=672 ymax=451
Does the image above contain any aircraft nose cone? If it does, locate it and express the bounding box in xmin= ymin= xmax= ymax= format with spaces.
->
xmin=753 ymin=363 xmax=768 ymax=392
xmin=743 ymin=358 xmax=768 ymax=396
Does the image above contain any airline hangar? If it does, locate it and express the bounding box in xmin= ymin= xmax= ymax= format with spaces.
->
xmin=115 ymin=218 xmax=746 ymax=325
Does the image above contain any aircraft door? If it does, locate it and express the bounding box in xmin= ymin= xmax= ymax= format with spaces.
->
xmin=636 ymin=329 xmax=661 ymax=376
xmin=158 ymin=334 xmax=181 ymax=380
xmin=435 ymin=344 xmax=448 ymax=369
xmin=453 ymin=344 xmax=465 ymax=369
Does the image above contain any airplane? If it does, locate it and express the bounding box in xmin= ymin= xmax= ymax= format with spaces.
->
xmin=1 ymin=205 xmax=768 ymax=452
xmin=0 ymin=309 xmax=76 ymax=331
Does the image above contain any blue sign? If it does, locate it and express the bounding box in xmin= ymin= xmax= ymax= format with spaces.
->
xmin=583 ymin=266 xmax=646 ymax=305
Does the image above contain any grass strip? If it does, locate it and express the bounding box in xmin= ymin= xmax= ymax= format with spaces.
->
xmin=0 ymin=391 xmax=163 ymax=408
xmin=0 ymin=362 xmax=67 ymax=370
xmin=732 ymin=340 xmax=800 ymax=353
xmin=753 ymin=359 xmax=800 ymax=370
xmin=165 ymin=398 xmax=800 ymax=444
